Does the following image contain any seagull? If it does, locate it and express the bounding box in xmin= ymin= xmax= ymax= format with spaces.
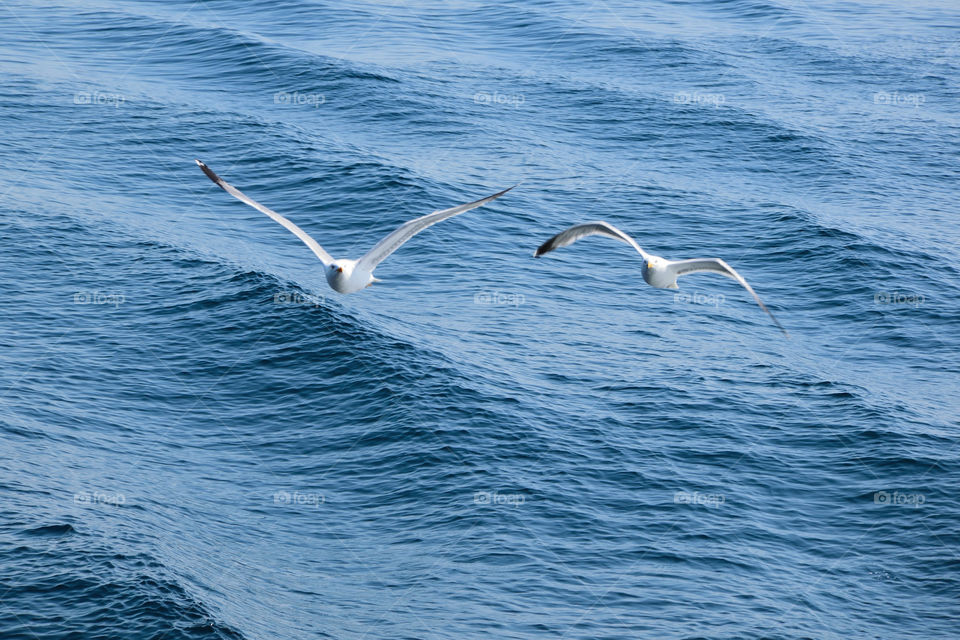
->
xmin=534 ymin=221 xmax=789 ymax=337
xmin=196 ymin=160 xmax=515 ymax=294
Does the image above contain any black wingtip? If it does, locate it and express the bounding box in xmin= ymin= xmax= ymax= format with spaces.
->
xmin=768 ymin=313 xmax=790 ymax=339
xmin=496 ymin=183 xmax=520 ymax=198
xmin=195 ymin=159 xmax=225 ymax=188
xmin=533 ymin=234 xmax=559 ymax=258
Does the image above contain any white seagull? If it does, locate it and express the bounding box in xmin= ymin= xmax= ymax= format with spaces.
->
xmin=197 ymin=160 xmax=515 ymax=294
xmin=534 ymin=221 xmax=789 ymax=337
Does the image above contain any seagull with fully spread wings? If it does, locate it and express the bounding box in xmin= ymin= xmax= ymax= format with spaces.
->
xmin=196 ymin=160 xmax=515 ymax=294
xmin=534 ymin=221 xmax=789 ymax=337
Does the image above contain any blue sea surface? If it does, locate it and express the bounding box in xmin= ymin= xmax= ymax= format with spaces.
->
xmin=1 ymin=1 xmax=958 ymax=638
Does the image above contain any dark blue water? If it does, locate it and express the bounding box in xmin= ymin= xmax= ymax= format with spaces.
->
xmin=2 ymin=1 xmax=958 ymax=638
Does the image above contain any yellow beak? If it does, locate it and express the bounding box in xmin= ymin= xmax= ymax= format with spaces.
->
xmin=647 ymin=262 xmax=653 ymax=269
xmin=336 ymin=267 xmax=343 ymax=273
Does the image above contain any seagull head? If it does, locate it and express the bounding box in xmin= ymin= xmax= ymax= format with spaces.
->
xmin=645 ymin=256 xmax=665 ymax=271
xmin=325 ymin=260 xmax=351 ymax=287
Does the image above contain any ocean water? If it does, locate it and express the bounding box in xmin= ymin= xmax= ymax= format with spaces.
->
xmin=1 ymin=1 xmax=958 ymax=638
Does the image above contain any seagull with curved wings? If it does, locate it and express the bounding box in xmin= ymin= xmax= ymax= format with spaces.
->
xmin=197 ymin=160 xmax=515 ymax=294
xmin=535 ymin=221 xmax=789 ymax=337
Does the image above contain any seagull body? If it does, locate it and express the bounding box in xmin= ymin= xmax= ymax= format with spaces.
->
xmin=535 ymin=221 xmax=789 ymax=337
xmin=196 ymin=160 xmax=514 ymax=294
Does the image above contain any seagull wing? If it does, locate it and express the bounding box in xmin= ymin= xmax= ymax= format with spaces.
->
xmin=666 ymin=258 xmax=789 ymax=337
xmin=196 ymin=160 xmax=333 ymax=266
xmin=534 ymin=221 xmax=650 ymax=260
xmin=356 ymin=184 xmax=516 ymax=272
